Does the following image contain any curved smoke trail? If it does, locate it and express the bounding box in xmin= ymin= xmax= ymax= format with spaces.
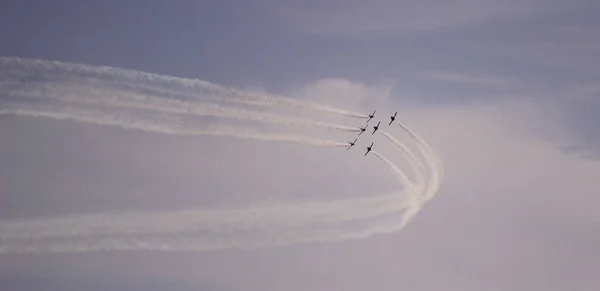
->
xmin=378 ymin=130 xmax=428 ymax=203
xmin=0 ymin=105 xmax=422 ymax=253
xmin=0 ymin=57 xmax=441 ymax=254
xmin=394 ymin=121 xmax=444 ymax=202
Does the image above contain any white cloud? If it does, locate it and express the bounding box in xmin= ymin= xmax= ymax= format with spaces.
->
xmin=285 ymin=79 xmax=600 ymax=289
xmin=286 ymin=78 xmax=395 ymax=112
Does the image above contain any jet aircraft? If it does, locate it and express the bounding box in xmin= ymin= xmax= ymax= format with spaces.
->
xmin=358 ymin=124 xmax=367 ymax=135
xmin=371 ymin=121 xmax=380 ymax=135
xmin=346 ymin=138 xmax=358 ymax=150
xmin=365 ymin=142 xmax=374 ymax=156
xmin=366 ymin=110 xmax=376 ymax=123
xmin=388 ymin=112 xmax=397 ymax=125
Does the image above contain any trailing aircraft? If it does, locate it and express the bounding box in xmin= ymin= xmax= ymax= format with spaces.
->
xmin=346 ymin=138 xmax=358 ymax=150
xmin=371 ymin=121 xmax=380 ymax=135
xmin=388 ymin=112 xmax=397 ymax=125
xmin=365 ymin=142 xmax=374 ymax=156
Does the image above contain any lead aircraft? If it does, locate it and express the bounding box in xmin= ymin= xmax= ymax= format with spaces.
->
xmin=346 ymin=138 xmax=358 ymax=150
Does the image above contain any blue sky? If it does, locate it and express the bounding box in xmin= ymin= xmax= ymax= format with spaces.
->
xmin=1 ymin=1 xmax=599 ymax=290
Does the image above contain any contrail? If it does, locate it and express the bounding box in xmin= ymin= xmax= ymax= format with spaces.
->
xmin=0 ymin=57 xmax=443 ymax=255
xmin=395 ymin=121 xmax=443 ymax=179
xmin=371 ymin=151 xmax=419 ymax=207
xmin=0 ymin=103 xmax=416 ymax=233
xmin=0 ymin=103 xmax=349 ymax=148
xmin=2 ymin=85 xmax=362 ymax=133
xmin=0 ymin=206 xmax=412 ymax=255
xmin=0 ymin=109 xmax=423 ymax=254
xmin=396 ymin=122 xmax=443 ymax=181
xmin=1 ymin=56 xmax=367 ymax=119
xmin=0 ymin=108 xmax=427 ymax=254
xmin=394 ymin=121 xmax=443 ymax=202
xmin=379 ymin=130 xmax=428 ymax=195
xmin=0 ymin=192 xmax=409 ymax=241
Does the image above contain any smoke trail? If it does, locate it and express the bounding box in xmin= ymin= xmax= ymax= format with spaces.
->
xmin=0 ymin=103 xmax=420 ymax=253
xmin=1 ymin=56 xmax=367 ymax=119
xmin=0 ymin=110 xmax=424 ymax=254
xmin=0 ymin=207 xmax=412 ymax=255
xmin=371 ymin=151 xmax=419 ymax=208
xmin=0 ymin=103 xmax=349 ymax=148
xmin=3 ymin=85 xmax=362 ymax=134
xmin=0 ymin=57 xmax=443 ymax=255
xmin=379 ymin=130 xmax=428 ymax=195
xmin=6 ymin=84 xmax=365 ymax=134
xmin=394 ymin=121 xmax=443 ymax=201
xmin=0 ymin=192 xmax=410 ymax=241
xmin=0 ymin=110 xmax=427 ymax=254
xmin=395 ymin=121 xmax=443 ymax=179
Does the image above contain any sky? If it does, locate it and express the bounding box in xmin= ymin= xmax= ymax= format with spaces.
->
xmin=1 ymin=0 xmax=599 ymax=290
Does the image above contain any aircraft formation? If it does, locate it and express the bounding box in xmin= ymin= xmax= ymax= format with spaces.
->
xmin=345 ymin=110 xmax=398 ymax=156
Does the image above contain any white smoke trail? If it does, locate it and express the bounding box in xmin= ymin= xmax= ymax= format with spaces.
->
xmin=3 ymin=85 xmax=362 ymax=133
xmin=371 ymin=151 xmax=419 ymax=207
xmin=395 ymin=121 xmax=443 ymax=178
xmin=0 ymin=102 xmax=412 ymax=233
xmin=0 ymin=57 xmax=443 ymax=254
xmin=0 ymin=103 xmax=349 ymax=148
xmin=1 ymin=57 xmax=367 ymax=119
xmin=379 ymin=130 xmax=428 ymax=195
xmin=0 ymin=192 xmax=409 ymax=241
xmin=0 ymin=114 xmax=427 ymax=254
xmin=0 ymin=109 xmax=423 ymax=254
xmin=0 ymin=207 xmax=412 ymax=255
xmin=395 ymin=121 xmax=443 ymax=202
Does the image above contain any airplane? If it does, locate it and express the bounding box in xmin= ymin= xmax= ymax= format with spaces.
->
xmin=366 ymin=110 xmax=376 ymax=123
xmin=371 ymin=121 xmax=380 ymax=135
xmin=358 ymin=124 xmax=367 ymax=135
xmin=365 ymin=142 xmax=374 ymax=156
xmin=388 ymin=112 xmax=397 ymax=125
xmin=346 ymin=138 xmax=358 ymax=150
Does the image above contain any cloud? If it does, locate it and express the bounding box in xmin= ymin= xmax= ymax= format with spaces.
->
xmin=267 ymin=0 xmax=579 ymax=35
xmin=285 ymin=78 xmax=395 ymax=112
xmin=369 ymin=90 xmax=600 ymax=290
xmin=289 ymin=78 xmax=600 ymax=289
